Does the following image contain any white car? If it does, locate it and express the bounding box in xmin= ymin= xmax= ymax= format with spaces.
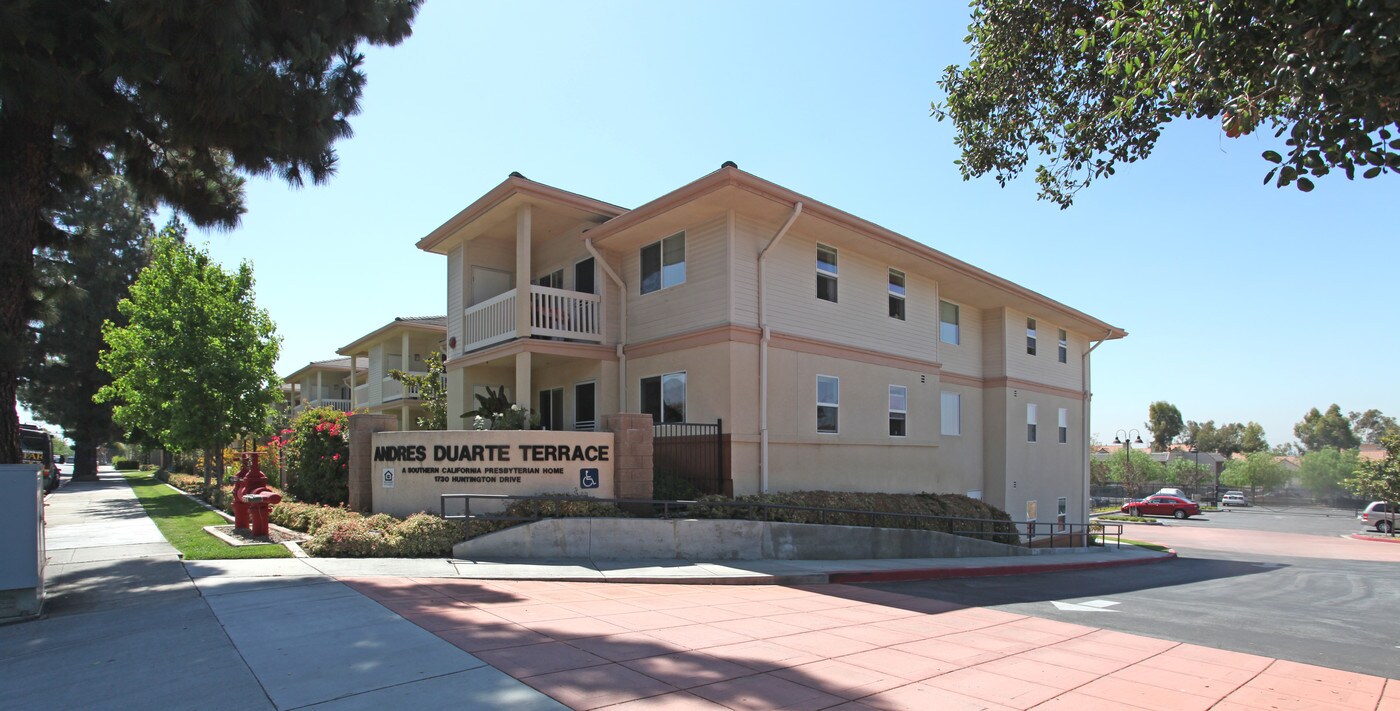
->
xmin=1359 ymin=502 xmax=1395 ymax=534
xmin=1221 ymin=493 xmax=1248 ymax=507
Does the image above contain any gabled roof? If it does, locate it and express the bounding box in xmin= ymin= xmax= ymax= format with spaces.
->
xmin=415 ymin=173 xmax=627 ymax=254
xmin=337 ymin=316 xmax=447 ymax=355
xmin=283 ymin=356 xmax=368 ymax=382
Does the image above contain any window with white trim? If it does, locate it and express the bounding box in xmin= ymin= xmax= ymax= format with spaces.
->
xmin=1027 ymin=403 xmax=1038 ymax=442
xmin=888 ymin=269 xmax=905 ymax=320
xmin=640 ymin=372 xmax=686 ymax=423
xmin=538 ymin=387 xmax=564 ymax=430
xmin=817 ymin=375 xmax=839 ymax=433
xmin=1058 ymin=329 xmax=1068 ymax=363
xmin=889 ymin=385 xmax=907 ymax=437
xmin=1058 ymin=407 xmax=1068 ymax=444
xmin=640 ymin=232 xmax=685 ymax=295
xmin=1027 ymin=318 xmax=1037 ymax=355
xmin=940 ymin=391 xmax=961 ymax=436
xmin=816 ymin=244 xmax=838 ymax=302
xmin=940 ymin=301 xmax=960 ymax=345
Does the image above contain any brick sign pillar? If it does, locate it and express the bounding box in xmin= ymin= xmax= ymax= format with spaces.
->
xmin=348 ymin=414 xmax=398 ymax=513
xmin=604 ymin=413 xmax=653 ymax=500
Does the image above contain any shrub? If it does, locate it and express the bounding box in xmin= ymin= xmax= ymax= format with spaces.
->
xmin=284 ymin=407 xmax=350 ymax=505
xmin=269 ymin=501 xmax=357 ymax=534
xmin=653 ymin=469 xmax=702 ymax=501
xmin=296 ymin=510 xmax=466 ymax=558
xmin=467 ymin=495 xmax=631 ymax=538
xmin=683 ymin=491 xmax=1019 ymax=545
xmin=113 ymin=458 xmax=139 ymax=470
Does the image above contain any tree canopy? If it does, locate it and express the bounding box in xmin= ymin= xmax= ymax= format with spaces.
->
xmin=1294 ymin=404 xmax=1360 ymax=452
xmin=933 ymin=1 xmax=1400 ymax=208
xmin=389 ymin=350 xmax=447 ymax=430
xmin=1345 ymin=432 xmax=1400 ymax=535
xmin=1298 ymin=446 xmax=1358 ymax=499
xmin=97 ymin=234 xmax=281 ymax=476
xmin=0 ymin=0 xmax=421 ymax=462
xmin=1145 ymin=401 xmax=1184 ymax=451
xmin=19 ymin=174 xmax=154 ymax=480
xmin=1349 ymin=409 xmax=1399 ymax=445
xmin=1221 ymin=451 xmax=1290 ymax=493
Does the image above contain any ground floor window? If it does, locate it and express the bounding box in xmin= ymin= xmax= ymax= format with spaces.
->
xmin=539 ymin=387 xmax=564 ymax=430
xmin=641 ymin=372 xmax=686 ymax=424
xmin=574 ymin=381 xmax=596 ymax=431
xmin=888 ymin=385 xmax=906 ymax=437
xmin=817 ymin=375 xmax=839 ymax=433
xmin=940 ymin=391 xmax=961 ymax=436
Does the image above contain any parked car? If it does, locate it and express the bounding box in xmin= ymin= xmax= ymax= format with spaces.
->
xmin=1153 ymin=488 xmax=1189 ymax=500
xmin=1359 ymin=502 xmax=1396 ymax=534
xmin=1221 ymin=493 xmax=1249 ymax=507
xmin=1122 ymin=495 xmax=1201 ymax=519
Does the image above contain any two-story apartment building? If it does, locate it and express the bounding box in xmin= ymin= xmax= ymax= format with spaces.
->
xmin=337 ymin=316 xmax=447 ymax=430
xmin=283 ymin=357 xmax=367 ymax=416
xmin=416 ymin=163 xmax=1125 ymax=524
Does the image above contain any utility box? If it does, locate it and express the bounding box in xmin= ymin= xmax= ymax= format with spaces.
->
xmin=0 ymin=464 xmax=45 ymax=621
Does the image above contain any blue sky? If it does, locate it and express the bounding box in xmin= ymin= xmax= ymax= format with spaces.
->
xmin=34 ymin=1 xmax=1396 ymax=449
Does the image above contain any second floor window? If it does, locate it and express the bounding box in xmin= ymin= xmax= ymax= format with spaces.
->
xmin=1058 ymin=407 xmax=1069 ymax=443
xmin=1058 ymin=329 xmax=1068 ymax=363
xmin=888 ymin=269 xmax=906 ymax=320
xmin=1027 ymin=318 xmax=1037 ymax=355
xmin=940 ymin=300 xmax=960 ymax=345
xmin=1027 ymin=403 xmax=1038 ymax=442
xmin=641 ymin=232 xmax=685 ymax=295
xmin=816 ymin=244 xmax=838 ymax=302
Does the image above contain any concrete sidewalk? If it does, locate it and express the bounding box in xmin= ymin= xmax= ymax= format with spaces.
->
xmin=5 ymin=469 xmax=1396 ymax=710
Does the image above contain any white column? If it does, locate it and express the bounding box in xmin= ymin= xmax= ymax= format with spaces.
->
xmin=515 ymin=351 xmax=532 ymax=411
xmin=401 ymin=405 xmax=410 ymax=431
xmin=401 ymin=332 xmax=410 ymax=373
xmin=516 ymin=205 xmax=532 ymax=340
xmin=315 ymin=372 xmax=323 ymax=405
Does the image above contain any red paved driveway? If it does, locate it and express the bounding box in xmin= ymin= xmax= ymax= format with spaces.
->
xmin=345 ymin=577 xmax=1399 ymax=710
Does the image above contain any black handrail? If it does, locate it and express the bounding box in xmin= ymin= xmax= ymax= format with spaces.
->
xmin=441 ymin=492 xmax=1120 ymax=548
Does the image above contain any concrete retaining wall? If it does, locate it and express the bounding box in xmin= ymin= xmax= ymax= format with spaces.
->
xmin=453 ymin=518 xmax=1031 ymax=560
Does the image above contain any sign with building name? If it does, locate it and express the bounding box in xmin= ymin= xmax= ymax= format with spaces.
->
xmin=370 ymin=430 xmax=615 ymax=517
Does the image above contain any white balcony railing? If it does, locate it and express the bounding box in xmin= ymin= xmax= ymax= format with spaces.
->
xmin=462 ymin=285 xmax=602 ymax=353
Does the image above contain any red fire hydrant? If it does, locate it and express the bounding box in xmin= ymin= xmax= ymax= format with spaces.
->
xmin=239 ymin=452 xmax=282 ymax=538
xmin=231 ymin=453 xmax=253 ymax=530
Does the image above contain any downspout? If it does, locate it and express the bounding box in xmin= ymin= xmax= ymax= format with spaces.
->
xmin=584 ymin=239 xmax=626 ymax=414
xmin=757 ymin=202 xmax=803 ymax=493
xmin=1081 ymin=330 xmax=1112 ymax=542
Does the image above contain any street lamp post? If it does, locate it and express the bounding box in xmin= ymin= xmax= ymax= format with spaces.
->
xmin=1114 ymin=429 xmax=1145 ymax=498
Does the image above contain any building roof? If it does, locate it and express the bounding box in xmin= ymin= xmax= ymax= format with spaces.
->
xmin=283 ymin=356 xmax=368 ymax=382
xmin=418 ymin=163 xmax=1126 ymax=341
xmin=338 ymin=316 xmax=448 ymax=355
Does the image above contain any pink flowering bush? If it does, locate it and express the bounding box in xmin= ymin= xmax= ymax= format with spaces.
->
xmin=285 ymin=407 xmax=350 ymax=505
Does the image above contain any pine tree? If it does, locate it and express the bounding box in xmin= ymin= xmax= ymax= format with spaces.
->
xmin=0 ymin=0 xmax=422 ymax=462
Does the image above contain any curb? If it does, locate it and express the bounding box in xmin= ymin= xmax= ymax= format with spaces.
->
xmin=826 ymin=549 xmax=1177 ymax=585
xmin=1350 ymin=533 xmax=1400 ymax=544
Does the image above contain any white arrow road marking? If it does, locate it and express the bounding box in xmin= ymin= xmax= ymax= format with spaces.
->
xmin=1051 ymin=599 xmax=1120 ymax=612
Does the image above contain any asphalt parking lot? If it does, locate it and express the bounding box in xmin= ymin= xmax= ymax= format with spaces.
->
xmin=865 ymin=504 xmax=1400 ymax=679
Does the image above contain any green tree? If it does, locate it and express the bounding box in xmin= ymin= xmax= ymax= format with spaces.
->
xmin=0 ymin=1 xmax=421 ymax=464
xmin=933 ymin=1 xmax=1400 ymax=208
xmin=1221 ymin=451 xmax=1289 ymax=494
xmin=389 ymin=350 xmax=447 ymax=430
xmin=1168 ymin=456 xmax=1212 ymax=497
xmin=1298 ymin=447 xmax=1359 ymax=500
xmin=1239 ymin=422 xmax=1269 ymax=454
xmin=1349 ymin=409 xmax=1399 ymax=445
xmin=1109 ymin=448 xmax=1165 ymax=497
xmin=285 ymin=407 xmax=350 ymax=506
xmin=1294 ymin=404 xmax=1360 ymax=452
xmin=19 ymin=175 xmax=154 ymax=481
xmin=1186 ymin=420 xmax=1246 ymax=459
xmin=1145 ymin=401 xmax=1184 ymax=452
xmin=1344 ymin=432 xmax=1400 ymax=536
xmin=97 ymin=235 xmax=281 ymax=496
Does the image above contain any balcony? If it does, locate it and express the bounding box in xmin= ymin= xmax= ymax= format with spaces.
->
xmin=463 ymin=285 xmax=602 ymax=353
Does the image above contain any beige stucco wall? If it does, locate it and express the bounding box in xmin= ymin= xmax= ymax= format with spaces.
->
xmin=984 ymin=385 xmax=1087 ymax=526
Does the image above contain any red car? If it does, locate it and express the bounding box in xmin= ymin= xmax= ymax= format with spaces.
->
xmin=1121 ymin=495 xmax=1200 ymax=519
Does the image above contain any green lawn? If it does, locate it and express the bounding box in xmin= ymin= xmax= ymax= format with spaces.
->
xmin=123 ymin=471 xmax=292 ymax=560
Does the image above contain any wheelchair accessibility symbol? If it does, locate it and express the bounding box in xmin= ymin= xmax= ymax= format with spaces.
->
xmin=579 ymin=468 xmax=599 ymax=489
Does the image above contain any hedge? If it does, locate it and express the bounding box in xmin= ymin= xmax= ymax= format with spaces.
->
xmin=268 ymin=502 xmax=465 ymax=558
xmin=112 ymin=458 xmax=140 ymax=471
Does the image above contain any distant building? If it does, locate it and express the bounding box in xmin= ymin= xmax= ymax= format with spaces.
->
xmin=337 ymin=316 xmax=447 ymax=430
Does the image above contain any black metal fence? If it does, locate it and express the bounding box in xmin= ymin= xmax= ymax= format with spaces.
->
xmin=653 ymin=419 xmax=724 ymax=495
xmin=440 ymin=492 xmax=1122 ymax=549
